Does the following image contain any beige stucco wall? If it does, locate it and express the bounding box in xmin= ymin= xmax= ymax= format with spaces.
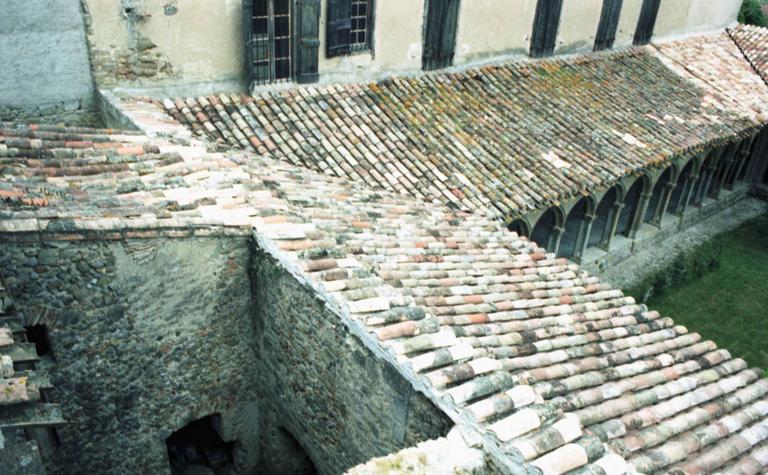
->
xmin=453 ymin=0 xmax=537 ymax=65
xmin=80 ymin=0 xmax=745 ymax=93
xmin=555 ymin=0 xmax=603 ymax=54
xmin=317 ymin=0 xmax=424 ymax=81
xmin=614 ymin=0 xmax=645 ymax=48
xmin=655 ymin=0 xmax=741 ymax=39
xmin=84 ymin=0 xmax=245 ymax=91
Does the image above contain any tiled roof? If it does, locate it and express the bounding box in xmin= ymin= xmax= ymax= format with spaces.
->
xmin=161 ymin=32 xmax=768 ymax=219
xmin=2 ymin=107 xmax=767 ymax=473
xmin=730 ymin=24 xmax=768 ymax=86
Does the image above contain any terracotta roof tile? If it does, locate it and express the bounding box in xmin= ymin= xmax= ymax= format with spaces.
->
xmin=2 ymin=32 xmax=768 ymax=474
xmin=730 ymin=24 xmax=768 ymax=86
xmin=163 ymin=34 xmax=768 ymax=219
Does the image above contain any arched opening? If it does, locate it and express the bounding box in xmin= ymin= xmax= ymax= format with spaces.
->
xmin=588 ymin=186 xmax=619 ymax=249
xmin=530 ymin=208 xmax=561 ymax=252
xmin=707 ymin=149 xmax=731 ymax=199
xmin=166 ymin=414 xmax=236 ymax=475
xmin=616 ymin=177 xmax=645 ymax=237
xmin=644 ymin=167 xmax=674 ymax=225
xmin=668 ymin=160 xmax=695 ymax=214
xmin=690 ymin=154 xmax=714 ymax=207
xmin=508 ymin=218 xmax=530 ymax=238
xmin=559 ymin=197 xmax=590 ymax=259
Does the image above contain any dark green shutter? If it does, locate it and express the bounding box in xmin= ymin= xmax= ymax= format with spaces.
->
xmin=594 ymin=0 xmax=623 ymax=51
xmin=530 ymin=0 xmax=563 ymax=58
xmin=633 ymin=0 xmax=660 ymax=45
xmin=296 ymin=0 xmax=320 ymax=83
xmin=326 ymin=0 xmax=351 ymax=57
xmin=243 ymin=0 xmax=255 ymax=87
xmin=422 ymin=0 xmax=460 ymax=71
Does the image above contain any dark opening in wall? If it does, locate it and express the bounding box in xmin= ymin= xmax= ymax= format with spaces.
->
xmin=264 ymin=427 xmax=318 ymax=475
xmin=166 ymin=414 xmax=236 ymax=475
xmin=25 ymin=325 xmax=52 ymax=357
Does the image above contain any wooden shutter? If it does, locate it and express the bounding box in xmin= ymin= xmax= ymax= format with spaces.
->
xmin=530 ymin=0 xmax=563 ymax=58
xmin=633 ymin=0 xmax=660 ymax=45
xmin=422 ymin=0 xmax=460 ymax=71
xmin=243 ymin=0 xmax=255 ymax=87
xmin=594 ymin=0 xmax=623 ymax=51
xmin=296 ymin=0 xmax=320 ymax=83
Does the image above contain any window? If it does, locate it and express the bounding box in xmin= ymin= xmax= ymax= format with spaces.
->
xmin=530 ymin=0 xmax=563 ymax=58
xmin=327 ymin=0 xmax=374 ymax=57
xmin=350 ymin=0 xmax=371 ymax=51
xmin=244 ymin=0 xmax=320 ymax=86
xmin=250 ymin=0 xmax=293 ymax=85
xmin=422 ymin=0 xmax=460 ymax=70
xmin=633 ymin=0 xmax=661 ymax=46
xmin=594 ymin=0 xmax=623 ymax=51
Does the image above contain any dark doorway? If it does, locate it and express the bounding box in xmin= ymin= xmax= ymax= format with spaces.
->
xmin=25 ymin=325 xmax=52 ymax=357
xmin=166 ymin=414 xmax=236 ymax=475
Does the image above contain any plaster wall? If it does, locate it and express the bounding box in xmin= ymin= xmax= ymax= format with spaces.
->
xmin=83 ymin=0 xmax=246 ymax=91
xmin=80 ymin=0 xmax=745 ymax=92
xmin=655 ymin=0 xmax=741 ymax=39
xmin=453 ymin=0 xmax=537 ymax=65
xmin=317 ymin=0 xmax=425 ymax=82
xmin=0 ymin=0 xmax=95 ymax=124
xmin=555 ymin=0 xmax=604 ymax=54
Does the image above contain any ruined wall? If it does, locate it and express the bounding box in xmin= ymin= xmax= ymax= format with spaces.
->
xmin=0 ymin=236 xmax=260 ymax=474
xmin=0 ymin=0 xmax=96 ymax=125
xmin=250 ymin=247 xmax=453 ymax=475
xmin=0 ymin=233 xmax=453 ymax=474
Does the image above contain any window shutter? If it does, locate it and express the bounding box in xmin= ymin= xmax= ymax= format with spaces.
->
xmin=530 ymin=0 xmax=563 ymax=58
xmin=296 ymin=0 xmax=321 ymax=83
xmin=594 ymin=0 xmax=623 ymax=51
xmin=326 ymin=0 xmax=352 ymax=57
xmin=422 ymin=0 xmax=460 ymax=71
xmin=243 ymin=0 xmax=255 ymax=88
xmin=633 ymin=0 xmax=661 ymax=46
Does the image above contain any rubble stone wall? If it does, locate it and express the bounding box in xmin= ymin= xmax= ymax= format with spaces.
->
xmin=0 ymin=236 xmax=259 ymax=474
xmin=249 ymin=246 xmax=453 ymax=475
xmin=0 ymin=0 xmax=96 ymax=125
xmin=0 ymin=234 xmax=451 ymax=474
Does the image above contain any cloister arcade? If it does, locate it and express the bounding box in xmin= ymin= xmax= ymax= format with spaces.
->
xmin=509 ymin=130 xmax=768 ymax=263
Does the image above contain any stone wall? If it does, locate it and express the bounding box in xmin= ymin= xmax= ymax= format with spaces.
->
xmin=0 ymin=0 xmax=96 ymax=126
xmin=0 ymin=233 xmax=452 ymax=474
xmin=250 ymin=246 xmax=453 ymax=474
xmin=0 ymin=236 xmax=259 ymax=474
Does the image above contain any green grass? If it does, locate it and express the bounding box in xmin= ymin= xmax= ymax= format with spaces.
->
xmin=631 ymin=214 xmax=768 ymax=372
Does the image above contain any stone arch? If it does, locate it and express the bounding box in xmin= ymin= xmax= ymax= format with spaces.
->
xmin=508 ymin=218 xmax=531 ymax=238
xmin=166 ymin=414 xmax=237 ymax=475
xmin=588 ymin=185 xmax=621 ymax=249
xmin=616 ymin=175 xmax=649 ymax=237
xmin=558 ymin=196 xmax=595 ymax=259
xmin=690 ymin=152 xmax=716 ymax=206
xmin=668 ymin=159 xmax=697 ymax=214
xmin=530 ymin=207 xmax=564 ymax=253
xmin=644 ymin=165 xmax=676 ymax=225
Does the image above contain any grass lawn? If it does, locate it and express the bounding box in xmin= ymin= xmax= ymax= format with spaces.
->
xmin=633 ymin=214 xmax=768 ymax=373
